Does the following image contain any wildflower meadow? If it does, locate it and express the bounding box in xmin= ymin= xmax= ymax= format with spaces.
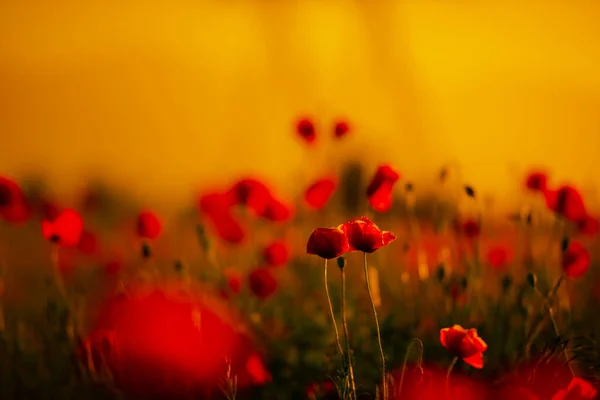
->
xmin=0 ymin=119 xmax=599 ymax=400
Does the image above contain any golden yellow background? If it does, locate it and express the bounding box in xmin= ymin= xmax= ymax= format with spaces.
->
xmin=1 ymin=1 xmax=599 ymax=214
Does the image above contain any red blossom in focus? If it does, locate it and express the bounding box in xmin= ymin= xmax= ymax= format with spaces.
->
xmin=525 ymin=171 xmax=549 ymax=192
xmin=577 ymin=215 xmax=599 ymax=236
xmin=248 ymin=268 xmax=278 ymax=300
xmin=296 ymin=118 xmax=316 ymax=144
xmin=366 ymin=165 xmax=400 ymax=212
xmin=225 ymin=268 xmax=242 ymax=294
xmin=487 ymin=246 xmax=511 ymax=270
xmin=228 ymin=179 xmax=272 ymax=216
xmin=340 ymin=216 xmax=396 ymax=253
xmin=263 ymin=241 xmax=290 ymax=267
xmin=333 ymin=120 xmax=350 ymax=139
xmin=306 ymin=227 xmax=350 ymax=259
xmin=42 ymin=209 xmax=84 ymax=247
xmin=440 ymin=325 xmax=488 ymax=369
xmin=78 ymin=231 xmax=99 ymax=255
xmin=260 ymin=196 xmax=293 ymax=222
xmin=562 ymin=241 xmax=591 ymax=278
xmin=544 ymin=185 xmax=588 ymax=222
xmin=136 ymin=211 xmax=162 ymax=240
xmin=552 ymin=377 xmax=597 ymax=400
xmin=304 ymin=177 xmax=337 ymax=210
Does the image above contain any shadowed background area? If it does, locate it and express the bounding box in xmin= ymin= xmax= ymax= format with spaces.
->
xmin=1 ymin=0 xmax=599 ymax=214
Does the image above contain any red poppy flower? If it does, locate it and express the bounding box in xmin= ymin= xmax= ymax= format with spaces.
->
xmin=42 ymin=209 xmax=84 ymax=247
xmin=440 ymin=325 xmax=488 ymax=369
xmin=525 ymin=171 xmax=549 ymax=192
xmin=136 ymin=211 xmax=162 ymax=240
xmin=577 ymin=215 xmax=599 ymax=236
xmin=461 ymin=220 xmax=481 ymax=239
xmin=225 ymin=268 xmax=242 ymax=294
xmin=304 ymin=177 xmax=337 ymax=210
xmin=206 ymin=212 xmax=246 ymax=245
xmin=333 ymin=120 xmax=350 ymax=139
xmin=0 ymin=177 xmax=23 ymax=213
xmin=552 ymin=377 xmax=597 ymax=400
xmin=260 ymin=196 xmax=293 ymax=222
xmin=1 ymin=201 xmax=32 ymax=224
xmin=487 ymin=246 xmax=511 ymax=270
xmin=340 ymin=216 xmax=396 ymax=253
xmin=561 ymin=241 xmax=591 ymax=278
xmin=228 ymin=179 xmax=272 ymax=216
xmin=263 ymin=241 xmax=289 ymax=267
xmin=248 ymin=267 xmax=278 ymax=300
xmin=198 ymin=191 xmax=233 ymax=217
xmin=78 ymin=231 xmax=99 ymax=255
xmin=105 ymin=259 xmax=123 ymax=275
xmin=40 ymin=200 xmax=60 ymax=221
xmin=306 ymin=227 xmax=350 ymax=259
xmin=544 ymin=185 xmax=587 ymax=222
xmin=366 ymin=165 xmax=400 ymax=213
xmin=245 ymin=353 xmax=271 ymax=385
xmin=296 ymin=118 xmax=316 ymax=144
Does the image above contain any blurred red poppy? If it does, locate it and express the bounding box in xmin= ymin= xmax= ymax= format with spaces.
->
xmin=366 ymin=165 xmax=400 ymax=213
xmin=296 ymin=118 xmax=316 ymax=144
xmin=78 ymin=231 xmax=99 ymax=255
xmin=224 ymin=268 xmax=242 ymax=294
xmin=461 ymin=220 xmax=481 ymax=239
xmin=260 ymin=196 xmax=293 ymax=223
xmin=105 ymin=259 xmax=123 ymax=275
xmin=525 ymin=171 xmax=549 ymax=192
xmin=333 ymin=120 xmax=350 ymax=139
xmin=136 ymin=211 xmax=162 ymax=240
xmin=42 ymin=209 xmax=84 ymax=247
xmin=206 ymin=212 xmax=246 ymax=245
xmin=577 ymin=215 xmax=599 ymax=236
xmin=340 ymin=216 xmax=396 ymax=253
xmin=0 ymin=177 xmax=23 ymax=214
xmin=440 ymin=325 xmax=488 ymax=369
xmin=263 ymin=241 xmax=290 ymax=267
xmin=198 ymin=191 xmax=233 ymax=217
xmin=228 ymin=179 xmax=272 ymax=216
xmin=244 ymin=353 xmax=271 ymax=385
xmin=306 ymin=227 xmax=349 ymax=259
xmin=544 ymin=185 xmax=587 ymax=222
xmin=304 ymin=177 xmax=337 ymax=210
xmin=562 ymin=241 xmax=591 ymax=278
xmin=487 ymin=246 xmax=511 ymax=270
xmin=248 ymin=268 xmax=278 ymax=299
xmin=552 ymin=377 xmax=597 ymax=400
xmin=40 ymin=200 xmax=60 ymax=221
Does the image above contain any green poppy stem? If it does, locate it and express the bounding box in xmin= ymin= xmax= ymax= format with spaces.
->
xmin=363 ymin=253 xmax=387 ymax=400
xmin=324 ymin=259 xmax=346 ymax=373
xmin=397 ymin=338 xmax=424 ymax=398
xmin=446 ymin=356 xmax=459 ymax=399
xmin=341 ymin=266 xmax=358 ymax=400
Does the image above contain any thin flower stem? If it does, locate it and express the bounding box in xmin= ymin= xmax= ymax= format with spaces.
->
xmin=397 ymin=338 xmax=424 ymax=398
xmin=51 ymin=244 xmax=67 ymax=299
xmin=363 ymin=253 xmax=387 ymax=400
xmin=324 ymin=259 xmax=345 ymax=366
xmin=341 ymin=267 xmax=358 ymax=400
xmin=445 ymin=356 xmax=459 ymax=399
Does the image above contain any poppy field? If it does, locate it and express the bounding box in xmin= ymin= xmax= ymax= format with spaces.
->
xmin=0 ymin=119 xmax=599 ymax=400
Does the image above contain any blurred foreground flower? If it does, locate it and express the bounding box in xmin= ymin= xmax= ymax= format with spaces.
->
xmin=552 ymin=377 xmax=597 ymax=400
xmin=366 ymin=165 xmax=400 ymax=212
xmin=562 ymin=241 xmax=591 ymax=278
xmin=304 ymin=177 xmax=337 ymax=210
xmin=136 ymin=211 xmax=162 ymax=239
xmin=42 ymin=209 xmax=84 ymax=247
xmin=263 ymin=240 xmax=290 ymax=267
xmin=248 ymin=268 xmax=278 ymax=300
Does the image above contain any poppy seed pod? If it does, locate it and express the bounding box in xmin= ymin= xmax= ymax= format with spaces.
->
xmin=336 ymin=256 xmax=346 ymax=270
xmin=141 ymin=243 xmax=152 ymax=259
xmin=435 ymin=265 xmax=446 ymax=282
xmin=526 ymin=272 xmax=537 ymax=289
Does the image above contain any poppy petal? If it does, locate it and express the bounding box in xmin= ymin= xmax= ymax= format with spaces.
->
xmin=463 ymin=352 xmax=484 ymax=369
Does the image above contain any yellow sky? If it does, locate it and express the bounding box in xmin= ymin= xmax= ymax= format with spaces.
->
xmin=1 ymin=1 xmax=599 ymax=214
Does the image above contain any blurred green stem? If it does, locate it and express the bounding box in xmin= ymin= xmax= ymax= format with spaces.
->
xmin=324 ymin=260 xmax=345 ymax=374
xmin=363 ymin=253 xmax=387 ymax=400
xmin=445 ymin=356 xmax=458 ymax=399
xmin=50 ymin=244 xmax=67 ymax=299
xmin=341 ymin=267 xmax=358 ymax=400
xmin=397 ymin=338 xmax=424 ymax=398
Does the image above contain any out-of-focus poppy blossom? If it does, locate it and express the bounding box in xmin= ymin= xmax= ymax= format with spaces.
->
xmin=248 ymin=268 xmax=278 ymax=300
xmin=562 ymin=241 xmax=591 ymax=278
xmin=224 ymin=268 xmax=242 ymax=294
xmin=552 ymin=377 xmax=597 ymax=400
xmin=333 ymin=120 xmax=350 ymax=139
xmin=244 ymin=353 xmax=271 ymax=386
xmin=340 ymin=216 xmax=396 ymax=253
xmin=78 ymin=231 xmax=99 ymax=255
xmin=206 ymin=212 xmax=246 ymax=245
xmin=1 ymin=201 xmax=32 ymax=225
xmin=40 ymin=200 xmax=60 ymax=221
xmin=228 ymin=179 xmax=272 ymax=216
xmin=42 ymin=209 xmax=84 ymax=247
xmin=306 ymin=227 xmax=350 ymax=259
xmin=440 ymin=325 xmax=488 ymax=369
xmin=198 ymin=191 xmax=233 ymax=217
xmin=304 ymin=177 xmax=337 ymax=210
xmin=260 ymin=196 xmax=293 ymax=223
xmin=0 ymin=177 xmax=24 ymax=214
xmin=544 ymin=185 xmax=588 ymax=222
xmin=525 ymin=171 xmax=549 ymax=192
xmin=105 ymin=259 xmax=123 ymax=275
xmin=263 ymin=241 xmax=290 ymax=267
xmin=577 ymin=215 xmax=599 ymax=236
xmin=136 ymin=211 xmax=162 ymax=240
xmin=496 ymin=386 xmax=540 ymax=400
xmin=93 ymin=286 xmax=261 ymax=397
xmin=487 ymin=246 xmax=511 ymax=270
xmin=296 ymin=118 xmax=316 ymax=144
xmin=461 ymin=219 xmax=481 ymax=239
xmin=366 ymin=165 xmax=400 ymax=213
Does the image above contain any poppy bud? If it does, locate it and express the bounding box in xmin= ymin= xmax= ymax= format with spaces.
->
xmin=561 ymin=237 xmax=570 ymax=253
xmin=501 ymin=275 xmax=513 ymax=292
xmin=141 ymin=243 xmax=152 ymax=259
xmin=526 ymin=272 xmax=537 ymax=288
xmin=464 ymin=185 xmax=476 ymax=198
xmin=435 ymin=265 xmax=446 ymax=282
xmin=460 ymin=276 xmax=468 ymax=290
xmin=336 ymin=256 xmax=346 ymax=270
xmin=405 ymin=182 xmax=414 ymax=192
